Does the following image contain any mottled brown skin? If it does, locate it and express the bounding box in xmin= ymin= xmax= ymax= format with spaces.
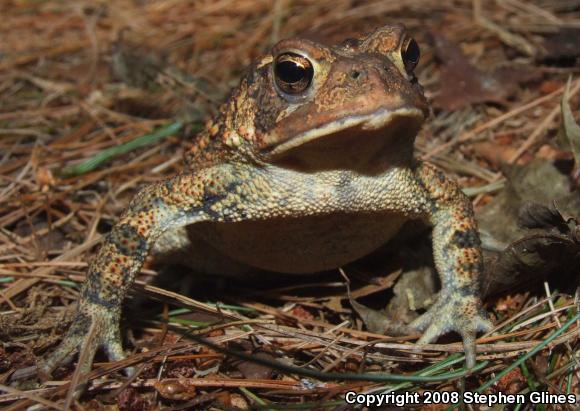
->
xmin=40 ymin=24 xmax=492 ymax=378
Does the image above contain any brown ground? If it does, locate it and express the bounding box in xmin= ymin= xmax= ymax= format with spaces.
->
xmin=1 ymin=1 xmax=579 ymax=410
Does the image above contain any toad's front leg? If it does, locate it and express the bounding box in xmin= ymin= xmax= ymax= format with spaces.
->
xmin=39 ymin=167 xmax=235 ymax=379
xmin=394 ymin=162 xmax=493 ymax=368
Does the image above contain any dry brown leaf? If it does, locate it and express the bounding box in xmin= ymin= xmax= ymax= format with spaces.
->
xmin=116 ymin=387 xmax=148 ymax=411
xmin=229 ymin=393 xmax=249 ymax=410
xmin=236 ymin=350 xmax=276 ymax=380
xmin=558 ymin=78 xmax=580 ymax=172
xmin=494 ymin=367 xmax=526 ymax=394
xmin=540 ymin=28 xmax=580 ymax=64
xmin=431 ymin=33 xmax=518 ymax=110
xmin=154 ymin=378 xmax=197 ymax=401
xmin=349 ymin=299 xmax=391 ymax=334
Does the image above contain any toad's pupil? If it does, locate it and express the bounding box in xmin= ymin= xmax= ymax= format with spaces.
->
xmin=403 ymin=39 xmax=420 ymax=67
xmin=276 ymin=60 xmax=307 ymax=83
xmin=274 ymin=54 xmax=314 ymax=95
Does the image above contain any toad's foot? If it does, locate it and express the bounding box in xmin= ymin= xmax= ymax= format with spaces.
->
xmin=38 ymin=302 xmax=126 ymax=381
xmin=409 ymin=292 xmax=492 ymax=369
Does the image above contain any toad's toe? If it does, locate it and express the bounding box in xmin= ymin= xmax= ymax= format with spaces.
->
xmin=410 ymin=294 xmax=492 ymax=369
xmin=39 ymin=302 xmax=127 ymax=381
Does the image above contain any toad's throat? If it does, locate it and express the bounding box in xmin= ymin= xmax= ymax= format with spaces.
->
xmin=265 ymin=107 xmax=424 ymax=172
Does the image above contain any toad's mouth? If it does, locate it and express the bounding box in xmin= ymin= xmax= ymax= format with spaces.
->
xmin=264 ymin=107 xmax=425 ymax=171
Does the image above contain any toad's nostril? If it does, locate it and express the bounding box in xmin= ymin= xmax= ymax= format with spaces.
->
xmin=351 ymin=70 xmax=361 ymax=79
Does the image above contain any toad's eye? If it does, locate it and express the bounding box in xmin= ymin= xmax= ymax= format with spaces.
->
xmin=274 ymin=53 xmax=314 ymax=95
xmin=401 ymin=38 xmax=420 ymax=73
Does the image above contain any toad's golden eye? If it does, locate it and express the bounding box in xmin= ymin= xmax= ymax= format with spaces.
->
xmin=401 ymin=38 xmax=420 ymax=73
xmin=274 ymin=53 xmax=314 ymax=95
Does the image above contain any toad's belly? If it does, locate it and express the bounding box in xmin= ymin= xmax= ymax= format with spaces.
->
xmin=190 ymin=213 xmax=406 ymax=273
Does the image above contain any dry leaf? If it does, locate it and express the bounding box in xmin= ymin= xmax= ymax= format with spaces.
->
xmin=558 ymin=78 xmax=580 ymax=171
xmin=236 ymin=350 xmax=276 ymax=380
xmin=116 ymin=388 xmax=147 ymax=411
xmin=154 ymin=379 xmax=196 ymax=400
xmin=540 ymin=28 xmax=580 ymax=64
xmin=494 ymin=368 xmax=526 ymax=395
xmin=349 ymin=298 xmax=392 ymax=334
xmin=35 ymin=167 xmax=56 ymax=188
xmin=430 ymin=33 xmax=522 ymax=110
xmin=229 ymin=393 xmax=249 ymax=410
xmin=478 ymin=160 xmax=580 ymax=295
xmin=290 ymin=305 xmax=314 ymax=321
xmin=484 ymin=202 xmax=580 ymax=296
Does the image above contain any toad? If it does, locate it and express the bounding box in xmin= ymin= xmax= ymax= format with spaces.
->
xmin=41 ymin=24 xmax=492 ymax=378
